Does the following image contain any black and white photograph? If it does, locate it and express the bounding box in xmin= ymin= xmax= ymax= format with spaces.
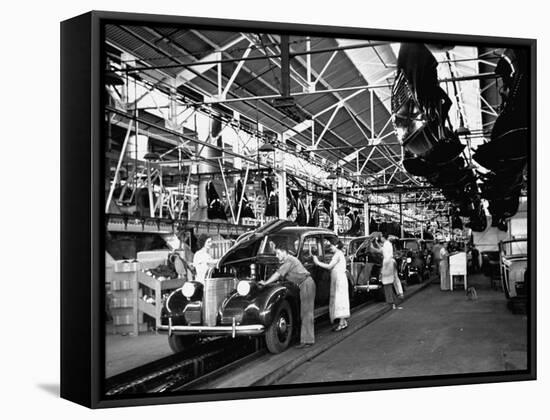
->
xmin=100 ymin=15 xmax=534 ymax=401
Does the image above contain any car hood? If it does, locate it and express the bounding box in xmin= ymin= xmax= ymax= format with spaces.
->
xmin=218 ymin=220 xmax=296 ymax=267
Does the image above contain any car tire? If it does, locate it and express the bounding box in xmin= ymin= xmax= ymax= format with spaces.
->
xmin=168 ymin=335 xmax=198 ymax=353
xmin=265 ymin=300 xmax=293 ymax=354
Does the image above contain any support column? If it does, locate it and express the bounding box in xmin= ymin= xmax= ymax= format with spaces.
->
xmin=399 ymin=192 xmax=404 ymax=238
xmin=105 ymin=120 xmax=134 ymax=213
xmin=277 ymin=133 xmax=287 ymax=220
xmin=280 ymin=35 xmax=290 ymax=98
xmin=333 ymin=187 xmax=338 ymax=234
xmin=195 ymin=111 xmax=223 ymax=221
xmin=364 ymin=200 xmax=370 ymax=236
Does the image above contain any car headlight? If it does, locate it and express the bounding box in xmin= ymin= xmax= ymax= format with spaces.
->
xmin=237 ymin=280 xmax=252 ymax=296
xmin=181 ymin=282 xmax=196 ymax=298
xmin=406 ymin=257 xmax=412 ymax=263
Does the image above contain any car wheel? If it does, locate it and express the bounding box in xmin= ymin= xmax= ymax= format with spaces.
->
xmin=265 ymin=300 xmax=293 ymax=354
xmin=168 ymin=335 xmax=198 ymax=353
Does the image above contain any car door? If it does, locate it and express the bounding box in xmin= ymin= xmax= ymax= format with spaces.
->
xmin=299 ymin=235 xmax=328 ymax=305
xmin=316 ymin=235 xmax=338 ymax=305
xmin=347 ymin=239 xmax=370 ymax=285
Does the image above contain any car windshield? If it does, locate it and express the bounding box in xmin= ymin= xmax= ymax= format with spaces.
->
xmin=400 ymin=240 xmax=419 ymax=251
xmin=502 ymin=240 xmax=527 ymax=257
xmin=260 ymin=233 xmax=301 ymax=256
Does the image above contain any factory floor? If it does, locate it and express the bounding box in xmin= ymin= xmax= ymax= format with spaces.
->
xmin=105 ymin=331 xmax=171 ymax=378
xmin=275 ymin=273 xmax=528 ymax=385
xmin=105 ymin=273 xmax=528 ymax=383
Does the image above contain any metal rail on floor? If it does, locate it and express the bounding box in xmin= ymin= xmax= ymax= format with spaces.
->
xmin=104 ymin=337 xmax=261 ymax=395
xmin=104 ymin=292 xmax=387 ymax=396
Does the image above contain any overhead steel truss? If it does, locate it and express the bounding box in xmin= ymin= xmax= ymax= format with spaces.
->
xmin=104 ymin=26 xmax=499 ymax=224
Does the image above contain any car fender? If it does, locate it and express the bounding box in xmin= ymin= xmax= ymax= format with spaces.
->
xmin=220 ymin=282 xmax=299 ymax=326
xmin=259 ymin=283 xmax=300 ymax=326
xmin=161 ymin=287 xmax=200 ymax=326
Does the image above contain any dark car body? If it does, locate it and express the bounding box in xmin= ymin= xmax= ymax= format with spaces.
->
xmin=499 ymin=239 xmax=528 ymax=300
xmin=421 ymin=239 xmax=434 ymax=271
xmin=158 ymin=220 xmax=339 ymax=353
xmin=346 ymin=236 xmax=383 ymax=296
xmin=395 ymin=238 xmax=427 ymax=283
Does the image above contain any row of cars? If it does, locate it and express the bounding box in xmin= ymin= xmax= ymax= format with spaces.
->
xmin=159 ymin=221 xmax=434 ymax=354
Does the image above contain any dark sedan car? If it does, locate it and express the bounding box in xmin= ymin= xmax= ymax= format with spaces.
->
xmin=158 ymin=220 xmax=339 ymax=354
xmin=395 ymin=238 xmax=427 ymax=283
xmin=346 ymin=236 xmax=383 ymax=299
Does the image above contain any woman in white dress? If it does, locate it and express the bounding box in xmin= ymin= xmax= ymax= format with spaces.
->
xmin=193 ymin=234 xmax=218 ymax=284
xmin=313 ymin=240 xmax=350 ymax=331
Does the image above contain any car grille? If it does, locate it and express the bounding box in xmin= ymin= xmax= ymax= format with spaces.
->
xmin=203 ymin=277 xmax=238 ymax=326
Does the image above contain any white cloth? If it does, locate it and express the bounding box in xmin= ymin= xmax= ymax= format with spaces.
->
xmin=328 ymin=250 xmax=350 ymax=322
xmin=393 ymin=270 xmax=404 ymax=296
xmin=193 ymin=248 xmax=215 ymax=284
xmin=381 ymin=240 xmax=395 ymax=285
xmin=382 ymin=240 xmax=394 ymax=260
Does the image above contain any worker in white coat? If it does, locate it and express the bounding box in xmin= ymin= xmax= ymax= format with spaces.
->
xmin=439 ymin=242 xmax=451 ymax=290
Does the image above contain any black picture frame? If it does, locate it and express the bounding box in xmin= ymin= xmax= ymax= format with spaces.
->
xmin=60 ymin=10 xmax=537 ymax=409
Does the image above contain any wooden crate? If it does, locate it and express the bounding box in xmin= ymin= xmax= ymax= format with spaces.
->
xmin=137 ymin=271 xmax=184 ymax=328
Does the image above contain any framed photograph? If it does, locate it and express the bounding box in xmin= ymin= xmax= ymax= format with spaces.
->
xmin=61 ymin=10 xmax=536 ymax=408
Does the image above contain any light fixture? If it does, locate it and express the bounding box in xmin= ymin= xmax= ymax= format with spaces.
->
xmin=258 ymin=142 xmax=276 ymax=152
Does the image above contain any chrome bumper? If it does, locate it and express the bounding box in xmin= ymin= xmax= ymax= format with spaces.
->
xmin=355 ymin=284 xmax=382 ymax=291
xmin=158 ymin=318 xmax=265 ymax=338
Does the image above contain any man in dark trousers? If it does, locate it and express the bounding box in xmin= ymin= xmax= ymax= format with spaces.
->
xmin=260 ymin=243 xmax=316 ymax=348
xmin=471 ymin=244 xmax=480 ymax=273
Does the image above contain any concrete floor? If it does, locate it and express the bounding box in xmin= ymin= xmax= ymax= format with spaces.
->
xmin=276 ymin=273 xmax=528 ymax=385
xmin=105 ymin=332 xmax=172 ymax=378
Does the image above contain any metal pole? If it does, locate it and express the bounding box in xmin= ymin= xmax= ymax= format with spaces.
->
xmin=105 ymin=119 xmax=134 ymax=213
xmin=306 ymin=37 xmax=312 ymax=91
xmin=364 ymin=200 xmax=370 ymax=236
xmin=399 ymin=192 xmax=404 ymax=238
xmin=281 ymin=35 xmax=290 ymax=97
xmin=278 ymin=133 xmax=287 ymax=220
xmin=147 ymin=161 xmax=155 ymax=217
xmin=235 ymin=164 xmax=250 ymax=223
xmin=218 ymin=159 xmax=236 ymax=223
xmin=333 ymin=187 xmax=338 ymax=234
